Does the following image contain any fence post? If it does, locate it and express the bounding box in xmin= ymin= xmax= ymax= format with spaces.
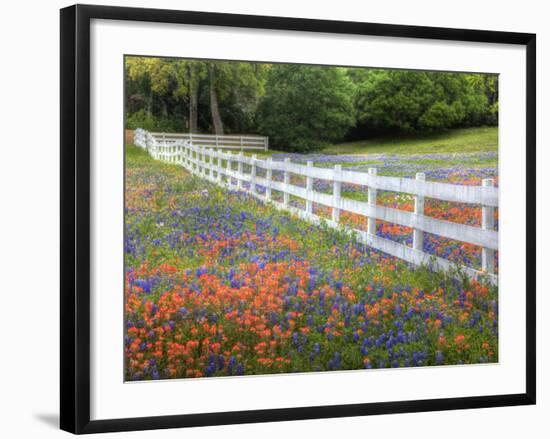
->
xmin=207 ymin=148 xmax=212 ymax=179
xmin=332 ymin=164 xmax=342 ymax=223
xmin=217 ymin=149 xmax=223 ymax=183
xmin=413 ymin=172 xmax=426 ymax=251
xmin=240 ymin=136 xmax=243 ymax=151
xmin=251 ymin=154 xmax=257 ymax=195
xmin=196 ymin=146 xmax=200 ymax=174
xmin=226 ymin=151 xmax=232 ymax=187
xmin=265 ymin=137 xmax=269 ymax=151
xmin=482 ymin=178 xmax=495 ymax=273
xmin=237 ymin=152 xmax=244 ymax=190
xmin=367 ymin=168 xmax=377 ymax=235
xmin=195 ymin=146 xmax=201 ymax=175
xmin=266 ymin=157 xmax=272 ymax=201
xmin=208 ymin=149 xmax=213 ymax=180
xmin=306 ymin=161 xmax=313 ymax=215
xmin=283 ymin=157 xmax=290 ymax=206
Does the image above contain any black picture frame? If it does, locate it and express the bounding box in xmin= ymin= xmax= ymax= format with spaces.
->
xmin=60 ymin=4 xmax=536 ymax=434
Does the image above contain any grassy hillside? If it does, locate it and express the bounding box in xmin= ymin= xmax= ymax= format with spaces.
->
xmin=254 ymin=126 xmax=497 ymax=157
xmin=324 ymin=127 xmax=498 ymax=155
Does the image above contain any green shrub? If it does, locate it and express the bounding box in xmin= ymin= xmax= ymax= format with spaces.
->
xmin=126 ymin=109 xmax=183 ymax=132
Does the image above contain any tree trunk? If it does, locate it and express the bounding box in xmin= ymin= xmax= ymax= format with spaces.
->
xmin=188 ymin=64 xmax=199 ymax=133
xmin=147 ymin=88 xmax=152 ymax=117
xmin=209 ymin=65 xmax=224 ymax=135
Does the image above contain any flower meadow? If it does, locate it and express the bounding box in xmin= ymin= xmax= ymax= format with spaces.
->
xmin=124 ymin=146 xmax=498 ymax=381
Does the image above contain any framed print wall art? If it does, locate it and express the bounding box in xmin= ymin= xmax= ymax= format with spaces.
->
xmin=60 ymin=4 xmax=536 ymax=434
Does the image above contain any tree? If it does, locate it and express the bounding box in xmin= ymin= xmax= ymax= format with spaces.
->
xmin=204 ymin=61 xmax=267 ymax=135
xmin=125 ymin=57 xmax=188 ymax=131
xmin=466 ymin=73 xmax=499 ymax=125
xmin=181 ymin=61 xmax=207 ymax=133
xmin=208 ymin=63 xmax=224 ymax=134
xmin=124 ymin=56 xmax=498 ymax=140
xmin=353 ymin=69 xmax=493 ymax=134
xmin=257 ymin=65 xmax=355 ymax=152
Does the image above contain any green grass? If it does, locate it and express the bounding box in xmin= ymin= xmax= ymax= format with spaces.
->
xmin=133 ymin=126 xmax=497 ymax=159
xmin=249 ymin=126 xmax=497 ymax=157
xmin=323 ymin=126 xmax=498 ymax=155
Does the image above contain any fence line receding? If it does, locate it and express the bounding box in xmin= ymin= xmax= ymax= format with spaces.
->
xmin=134 ymin=128 xmax=498 ymax=285
xmin=136 ymin=129 xmax=268 ymax=151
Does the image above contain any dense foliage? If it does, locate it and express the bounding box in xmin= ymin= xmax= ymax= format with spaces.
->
xmin=352 ymin=70 xmax=497 ymax=134
xmin=125 ymin=56 xmax=498 ymax=152
xmin=257 ymin=65 xmax=355 ymax=151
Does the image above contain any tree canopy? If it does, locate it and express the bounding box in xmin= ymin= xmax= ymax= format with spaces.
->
xmin=353 ymin=70 xmax=495 ymax=134
xmin=125 ymin=56 xmax=498 ymax=152
xmin=257 ymin=65 xmax=355 ymax=152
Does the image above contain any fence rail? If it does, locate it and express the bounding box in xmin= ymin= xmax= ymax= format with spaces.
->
xmin=135 ymin=128 xmax=268 ymax=151
xmin=135 ymin=128 xmax=498 ymax=285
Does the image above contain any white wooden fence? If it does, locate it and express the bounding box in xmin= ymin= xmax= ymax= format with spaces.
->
xmin=134 ymin=128 xmax=268 ymax=151
xmin=135 ymin=129 xmax=498 ymax=285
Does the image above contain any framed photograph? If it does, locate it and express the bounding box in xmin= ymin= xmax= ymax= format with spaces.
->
xmin=60 ymin=4 xmax=536 ymax=434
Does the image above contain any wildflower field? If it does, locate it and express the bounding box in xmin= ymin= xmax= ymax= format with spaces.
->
xmin=124 ymin=145 xmax=498 ymax=381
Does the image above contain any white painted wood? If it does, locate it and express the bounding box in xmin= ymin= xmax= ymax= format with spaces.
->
xmin=306 ymin=161 xmax=313 ymax=214
xmin=332 ymin=165 xmax=342 ymax=223
xmin=266 ymin=157 xmax=273 ymax=201
xmin=240 ymin=185 xmax=498 ymax=286
xmin=226 ymin=151 xmax=233 ymax=187
xmin=413 ymin=172 xmax=426 ymax=251
xmin=217 ymin=149 xmax=223 ymax=183
xmin=368 ymin=168 xmax=377 ymax=235
xmin=251 ymin=154 xmax=257 ymax=195
xmin=337 ymin=168 xmax=498 ymax=207
xmin=147 ymin=131 xmax=268 ymax=151
xmin=237 ymin=152 xmax=244 ymax=190
xmin=283 ymin=157 xmax=290 ymax=206
xmin=138 ymin=128 xmax=499 ymax=284
xmin=482 ymin=178 xmax=496 ymax=274
xmin=201 ymin=148 xmax=205 ymax=173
